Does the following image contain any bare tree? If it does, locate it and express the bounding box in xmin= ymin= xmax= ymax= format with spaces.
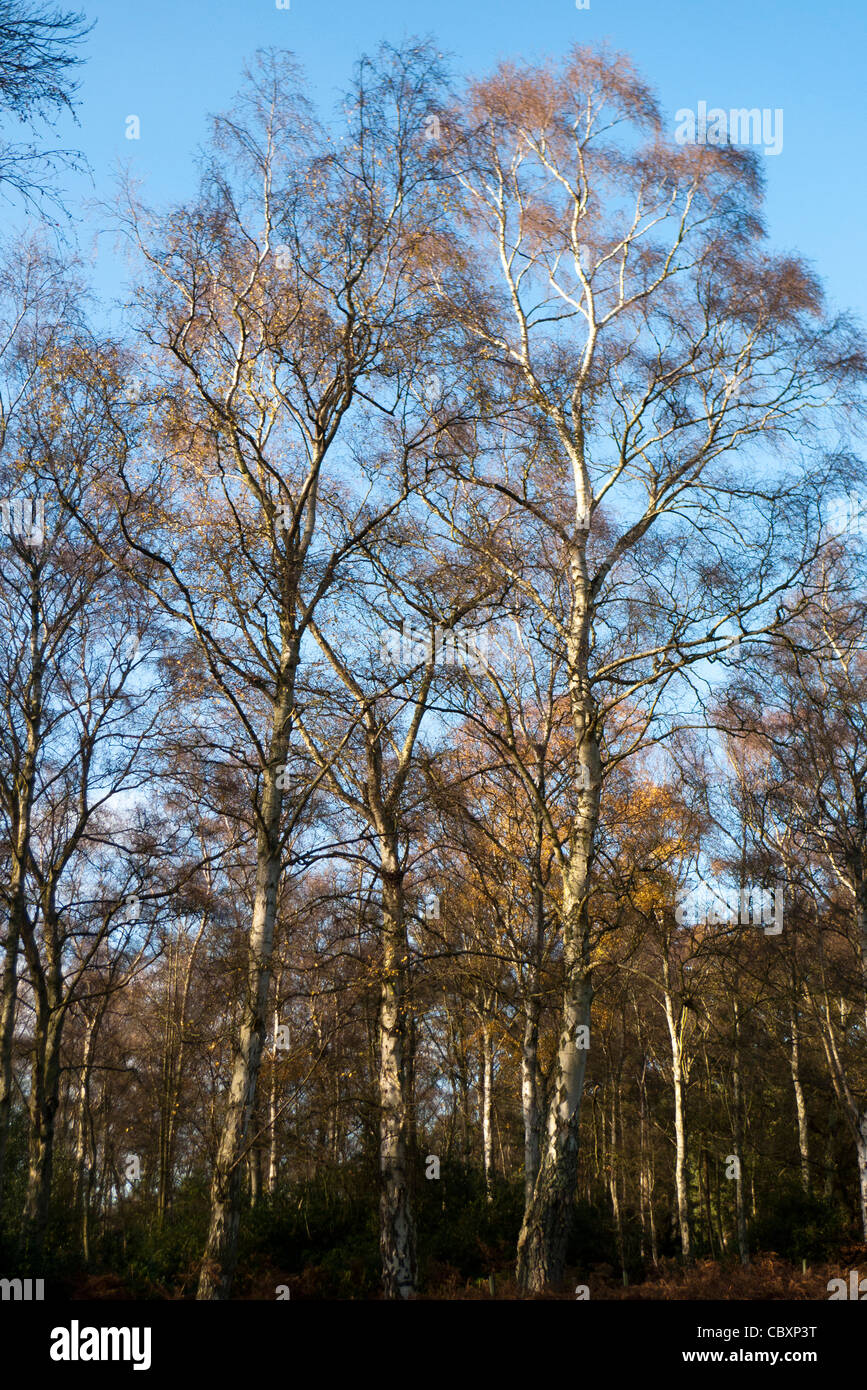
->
xmin=434 ymin=44 xmax=865 ymax=1289
xmin=0 ymin=0 xmax=91 ymax=214
xmin=69 ymin=44 xmax=455 ymax=1298
xmin=1 ymin=329 xmax=165 ymax=1260
xmin=719 ymin=573 xmax=867 ymax=1237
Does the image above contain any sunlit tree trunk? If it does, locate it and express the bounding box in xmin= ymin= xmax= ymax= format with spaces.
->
xmin=521 ymin=1005 xmax=541 ymax=1208
xmin=789 ymin=1010 xmax=810 ymax=1193
xmin=73 ymin=1005 xmax=103 ymax=1248
xmin=378 ymin=843 xmax=416 ymax=1299
xmin=249 ymin=1145 xmax=262 ymax=1207
xmin=661 ymin=951 xmax=691 ymax=1265
xmin=609 ymin=1080 xmax=625 ymax=1280
xmin=520 ymin=779 xmax=546 ymax=1208
xmin=267 ymin=1002 xmax=280 ymax=1196
xmin=481 ymin=1021 xmax=494 ymax=1199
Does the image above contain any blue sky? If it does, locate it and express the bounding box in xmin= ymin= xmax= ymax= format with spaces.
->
xmin=9 ymin=0 xmax=866 ymax=330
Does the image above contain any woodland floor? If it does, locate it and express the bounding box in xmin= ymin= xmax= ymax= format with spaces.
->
xmin=62 ymin=1249 xmax=867 ymax=1300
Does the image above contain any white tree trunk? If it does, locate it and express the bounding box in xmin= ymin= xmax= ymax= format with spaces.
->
xmin=663 ymin=966 xmax=691 ymax=1265
xmin=268 ymin=1003 xmax=279 ymax=1195
xmin=789 ymin=1012 xmax=810 ymax=1193
xmin=481 ymin=1022 xmax=494 ymax=1200
xmin=521 ymin=1006 xmax=541 ymax=1207
xmin=378 ymin=845 xmax=416 ymax=1298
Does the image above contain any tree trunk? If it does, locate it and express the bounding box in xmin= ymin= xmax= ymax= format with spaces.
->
xmin=609 ymin=1082 xmax=625 ymax=1280
xmin=789 ymin=1011 xmax=810 ymax=1194
xmin=671 ymin=1048 xmax=690 ymax=1263
xmin=267 ymin=1003 xmax=279 ymax=1195
xmin=481 ymin=1021 xmax=494 ymax=1200
xmin=0 ymin=900 xmax=21 ymax=1209
xmin=0 ymin=574 xmax=41 ymax=1208
xmin=515 ymin=593 xmax=599 ymax=1292
xmin=810 ymin=983 xmax=867 ymax=1242
xmin=197 ymin=686 xmax=293 ymax=1300
xmin=156 ymin=912 xmax=207 ymax=1224
xmin=23 ymin=1011 xmax=63 ymax=1262
xmin=521 ymin=774 xmax=546 ymax=1208
xmin=249 ymin=1144 xmax=262 ymax=1207
xmin=521 ymin=1005 xmax=542 ymax=1208
xmin=73 ymin=1008 xmax=101 ymax=1242
xmin=731 ymin=1004 xmax=749 ymax=1266
xmin=638 ymin=1054 xmax=657 ymax=1265
xmin=516 ymin=856 xmax=594 ymax=1291
xmin=378 ymin=847 xmax=417 ymax=1298
xmin=157 ymin=936 xmax=177 ymax=1225
xmin=662 ymin=956 xmax=691 ymax=1265
xmin=857 ymin=1115 xmax=867 ymax=1243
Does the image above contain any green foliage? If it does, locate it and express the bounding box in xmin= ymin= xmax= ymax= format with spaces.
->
xmin=751 ymin=1187 xmax=852 ymax=1261
xmin=236 ymin=1172 xmax=381 ymax=1298
xmin=567 ymin=1198 xmax=626 ymax=1270
xmin=415 ymin=1160 xmax=524 ymax=1280
xmin=0 ymin=1109 xmax=28 ymax=1231
xmin=11 ymin=1147 xmax=857 ymax=1298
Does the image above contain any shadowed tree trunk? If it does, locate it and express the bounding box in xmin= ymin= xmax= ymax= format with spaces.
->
xmin=198 ymin=687 xmax=293 ymax=1298
xmin=516 ymin=720 xmax=598 ymax=1291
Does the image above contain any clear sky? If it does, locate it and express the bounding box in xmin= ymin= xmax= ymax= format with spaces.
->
xmin=9 ymin=0 xmax=866 ymax=331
